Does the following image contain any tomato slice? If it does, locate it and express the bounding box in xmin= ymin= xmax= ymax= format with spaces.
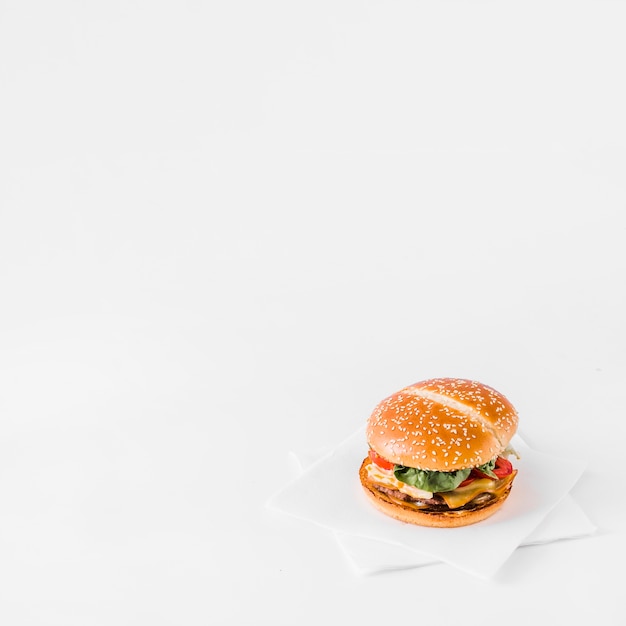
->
xmin=368 ymin=448 xmax=395 ymax=470
xmin=458 ymin=456 xmax=514 ymax=487
xmin=458 ymin=475 xmax=477 ymax=488
xmin=493 ymin=456 xmax=513 ymax=478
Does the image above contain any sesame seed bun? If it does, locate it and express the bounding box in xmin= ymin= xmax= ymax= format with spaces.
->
xmin=366 ymin=378 xmax=519 ymax=472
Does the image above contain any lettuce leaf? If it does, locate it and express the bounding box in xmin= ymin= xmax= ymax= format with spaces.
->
xmin=393 ymin=455 xmax=505 ymax=493
xmin=475 ymin=458 xmax=497 ymax=478
xmin=393 ymin=465 xmax=471 ymax=493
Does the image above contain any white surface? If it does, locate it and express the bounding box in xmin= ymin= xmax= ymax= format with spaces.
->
xmin=269 ymin=435 xmax=593 ymax=578
xmin=1 ymin=1 xmax=625 ymax=624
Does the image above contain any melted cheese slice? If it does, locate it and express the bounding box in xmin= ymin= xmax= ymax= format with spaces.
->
xmin=365 ymin=462 xmax=433 ymax=500
xmin=439 ymin=471 xmax=517 ymax=509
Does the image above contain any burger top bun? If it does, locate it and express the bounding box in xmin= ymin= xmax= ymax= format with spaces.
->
xmin=366 ymin=378 xmax=518 ymax=472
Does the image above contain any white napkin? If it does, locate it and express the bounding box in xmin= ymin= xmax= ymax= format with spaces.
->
xmin=267 ymin=427 xmax=595 ymax=579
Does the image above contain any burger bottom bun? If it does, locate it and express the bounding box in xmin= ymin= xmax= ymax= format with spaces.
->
xmin=359 ymin=458 xmax=515 ymax=529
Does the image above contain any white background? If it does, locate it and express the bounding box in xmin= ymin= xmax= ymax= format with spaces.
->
xmin=1 ymin=1 xmax=625 ymax=624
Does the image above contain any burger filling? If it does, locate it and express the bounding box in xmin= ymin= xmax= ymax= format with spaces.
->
xmin=366 ymin=448 xmax=517 ymax=512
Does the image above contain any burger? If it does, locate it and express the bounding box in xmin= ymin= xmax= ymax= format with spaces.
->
xmin=359 ymin=377 xmax=519 ymax=528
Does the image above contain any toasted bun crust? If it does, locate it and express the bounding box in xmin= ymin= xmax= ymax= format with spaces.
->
xmin=359 ymin=458 xmax=514 ymax=528
xmin=366 ymin=378 xmax=518 ymax=471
